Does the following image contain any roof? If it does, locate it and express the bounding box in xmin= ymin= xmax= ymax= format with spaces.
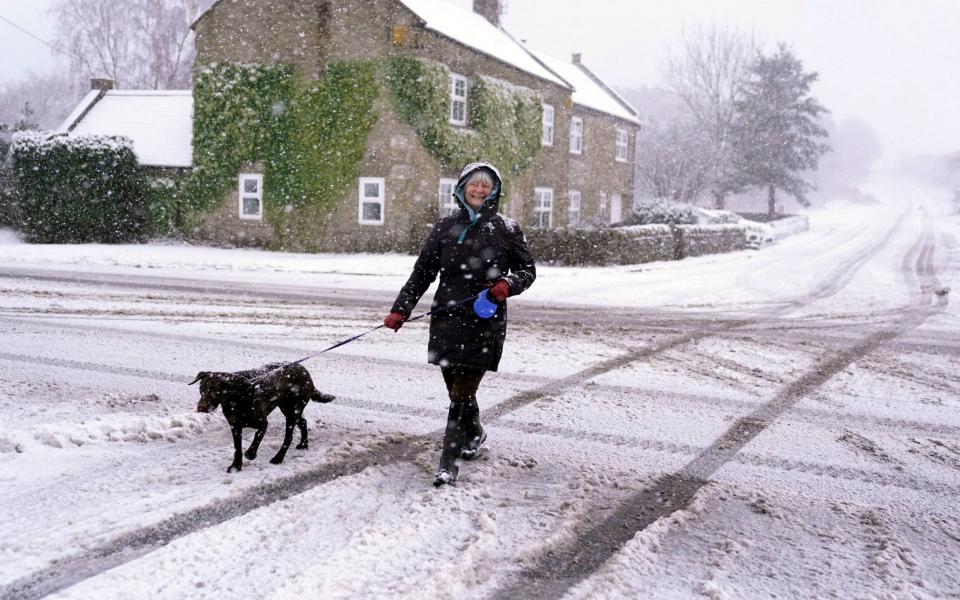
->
xmin=60 ymin=90 xmax=193 ymax=168
xmin=526 ymin=49 xmax=641 ymax=125
xmin=395 ymin=0 xmax=569 ymax=88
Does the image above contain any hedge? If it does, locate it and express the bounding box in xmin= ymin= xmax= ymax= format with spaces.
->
xmin=10 ymin=132 xmax=150 ymax=243
xmin=527 ymin=223 xmax=747 ymax=266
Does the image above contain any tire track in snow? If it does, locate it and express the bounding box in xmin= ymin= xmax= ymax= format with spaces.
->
xmin=0 ymin=351 xmax=187 ymax=384
xmin=491 ymin=226 xmax=947 ymax=599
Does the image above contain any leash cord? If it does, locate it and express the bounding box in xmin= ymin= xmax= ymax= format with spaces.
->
xmin=246 ymin=292 xmax=482 ymax=384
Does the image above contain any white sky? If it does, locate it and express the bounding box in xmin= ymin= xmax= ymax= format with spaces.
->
xmin=2 ymin=0 xmax=959 ymax=160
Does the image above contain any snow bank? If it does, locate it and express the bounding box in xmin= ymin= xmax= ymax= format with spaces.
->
xmin=0 ymin=228 xmax=22 ymax=245
xmin=0 ymin=412 xmax=213 ymax=454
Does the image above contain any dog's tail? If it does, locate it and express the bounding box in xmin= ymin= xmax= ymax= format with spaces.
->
xmin=313 ymin=390 xmax=335 ymax=404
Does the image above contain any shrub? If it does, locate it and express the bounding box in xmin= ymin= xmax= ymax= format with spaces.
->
xmin=0 ymin=140 xmax=15 ymax=226
xmin=623 ymin=198 xmax=697 ymax=225
xmin=11 ymin=132 xmax=150 ymax=243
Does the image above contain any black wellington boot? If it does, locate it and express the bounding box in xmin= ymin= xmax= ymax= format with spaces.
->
xmin=434 ymin=400 xmax=465 ymax=487
xmin=460 ymin=399 xmax=486 ymax=460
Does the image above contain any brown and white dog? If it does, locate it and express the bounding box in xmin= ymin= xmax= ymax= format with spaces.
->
xmin=189 ymin=363 xmax=334 ymax=472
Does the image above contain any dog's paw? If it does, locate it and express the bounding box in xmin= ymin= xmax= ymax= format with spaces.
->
xmin=296 ymin=441 xmax=308 ymax=450
xmin=227 ymin=463 xmax=242 ymax=473
xmin=269 ymin=455 xmax=285 ymax=465
xmin=244 ymin=449 xmax=258 ymax=460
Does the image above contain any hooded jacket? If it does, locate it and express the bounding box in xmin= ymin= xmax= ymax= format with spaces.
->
xmin=390 ymin=162 xmax=536 ymax=372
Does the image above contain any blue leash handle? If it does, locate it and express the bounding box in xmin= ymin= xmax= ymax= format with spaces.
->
xmin=246 ymin=292 xmax=482 ymax=384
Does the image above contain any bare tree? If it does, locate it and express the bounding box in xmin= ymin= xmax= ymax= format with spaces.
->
xmin=0 ymin=72 xmax=82 ymax=130
xmin=663 ymin=24 xmax=757 ymax=208
xmin=50 ymin=0 xmax=201 ymax=89
xmin=634 ymin=118 xmax=710 ymax=203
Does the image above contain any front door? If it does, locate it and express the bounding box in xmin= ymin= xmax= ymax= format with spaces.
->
xmin=610 ymin=193 xmax=622 ymax=224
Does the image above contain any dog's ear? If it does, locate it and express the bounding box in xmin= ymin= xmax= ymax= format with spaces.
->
xmin=188 ymin=372 xmax=209 ymax=386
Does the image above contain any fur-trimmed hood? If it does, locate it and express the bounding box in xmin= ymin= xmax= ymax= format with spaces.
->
xmin=453 ymin=161 xmax=503 ymax=217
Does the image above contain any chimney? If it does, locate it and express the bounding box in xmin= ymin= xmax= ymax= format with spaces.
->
xmin=571 ymin=53 xmax=582 ymax=65
xmin=473 ymin=0 xmax=500 ymax=27
xmin=90 ymin=78 xmax=114 ymax=91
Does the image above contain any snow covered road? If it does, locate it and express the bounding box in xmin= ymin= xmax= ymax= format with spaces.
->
xmin=1 ymin=179 xmax=959 ymax=598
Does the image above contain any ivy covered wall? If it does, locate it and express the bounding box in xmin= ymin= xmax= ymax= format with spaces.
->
xmin=187 ymin=57 xmax=542 ymax=250
xmin=187 ymin=61 xmax=379 ymax=250
xmin=385 ymin=57 xmax=542 ymax=176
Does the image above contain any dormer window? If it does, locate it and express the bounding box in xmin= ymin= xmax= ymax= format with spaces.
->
xmin=449 ymin=73 xmax=468 ymax=126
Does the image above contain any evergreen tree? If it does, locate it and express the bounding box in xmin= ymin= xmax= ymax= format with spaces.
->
xmin=730 ymin=44 xmax=830 ymax=216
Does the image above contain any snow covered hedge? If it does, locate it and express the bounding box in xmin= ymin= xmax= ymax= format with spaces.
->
xmin=10 ymin=132 xmax=150 ymax=243
xmin=623 ymin=198 xmax=698 ymax=225
xmin=527 ymin=223 xmax=746 ymax=265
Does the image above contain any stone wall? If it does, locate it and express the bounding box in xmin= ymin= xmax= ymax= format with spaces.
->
xmin=527 ymin=224 xmax=747 ymax=266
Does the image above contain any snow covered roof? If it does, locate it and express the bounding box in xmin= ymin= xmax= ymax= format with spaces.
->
xmin=396 ymin=0 xmax=569 ymax=88
xmin=61 ymin=90 xmax=193 ymax=168
xmin=526 ymin=49 xmax=641 ymax=125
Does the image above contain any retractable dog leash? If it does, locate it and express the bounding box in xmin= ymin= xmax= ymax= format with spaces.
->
xmin=247 ymin=290 xmax=495 ymax=384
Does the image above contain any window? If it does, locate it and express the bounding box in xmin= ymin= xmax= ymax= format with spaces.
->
xmin=533 ymin=187 xmax=554 ymax=229
xmin=569 ymin=116 xmax=583 ymax=154
xmin=449 ymin=73 xmax=468 ymax=126
xmin=568 ymin=190 xmax=581 ymax=226
xmin=615 ymin=128 xmax=629 ymax=162
xmin=599 ymin=192 xmax=608 ymax=220
xmin=358 ymin=177 xmax=385 ymax=225
xmin=238 ymin=173 xmax=263 ymax=220
xmin=542 ymin=104 xmax=554 ymax=146
xmin=438 ymin=178 xmax=458 ymax=218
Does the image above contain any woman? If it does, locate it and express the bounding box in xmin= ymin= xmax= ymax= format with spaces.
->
xmin=383 ymin=161 xmax=536 ymax=487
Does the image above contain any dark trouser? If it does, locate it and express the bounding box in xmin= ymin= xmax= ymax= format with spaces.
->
xmin=438 ymin=366 xmax=485 ymax=472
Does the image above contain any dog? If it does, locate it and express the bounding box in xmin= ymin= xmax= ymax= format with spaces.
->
xmin=189 ymin=363 xmax=334 ymax=472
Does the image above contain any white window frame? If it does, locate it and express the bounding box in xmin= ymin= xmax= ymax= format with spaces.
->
xmin=599 ymin=192 xmax=608 ymax=220
xmin=542 ymin=103 xmax=554 ymax=146
xmin=449 ymin=73 xmax=468 ymax=126
xmin=568 ymin=190 xmax=581 ymax=227
xmin=533 ymin=187 xmax=554 ymax=229
xmin=238 ymin=173 xmax=263 ymax=221
xmin=358 ymin=177 xmax=385 ymax=225
xmin=569 ymin=116 xmax=583 ymax=155
xmin=615 ymin=128 xmax=629 ymax=162
xmin=438 ymin=178 xmax=458 ymax=218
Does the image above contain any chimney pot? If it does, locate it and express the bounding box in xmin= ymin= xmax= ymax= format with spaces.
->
xmin=473 ymin=0 xmax=500 ymax=27
xmin=91 ymin=78 xmax=114 ymax=91
xmin=572 ymin=53 xmax=582 ymax=64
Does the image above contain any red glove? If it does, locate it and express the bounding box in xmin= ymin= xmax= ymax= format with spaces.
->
xmin=489 ymin=280 xmax=510 ymax=302
xmin=383 ymin=312 xmax=406 ymax=331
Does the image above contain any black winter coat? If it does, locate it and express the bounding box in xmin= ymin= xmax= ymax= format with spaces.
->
xmin=391 ymin=162 xmax=536 ymax=372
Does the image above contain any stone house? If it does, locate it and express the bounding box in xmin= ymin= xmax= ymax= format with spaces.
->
xmin=63 ymin=0 xmax=641 ymax=252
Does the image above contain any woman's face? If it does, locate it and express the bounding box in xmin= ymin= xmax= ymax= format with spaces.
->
xmin=464 ymin=178 xmax=492 ymax=209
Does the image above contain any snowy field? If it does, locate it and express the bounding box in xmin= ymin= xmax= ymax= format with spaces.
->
xmin=1 ymin=176 xmax=959 ymax=599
